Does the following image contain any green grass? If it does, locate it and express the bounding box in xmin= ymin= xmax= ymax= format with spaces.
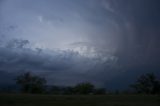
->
xmin=0 ymin=94 xmax=159 ymax=106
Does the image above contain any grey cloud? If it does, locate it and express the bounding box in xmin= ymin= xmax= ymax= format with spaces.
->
xmin=6 ymin=39 xmax=29 ymax=48
xmin=0 ymin=39 xmax=117 ymax=86
xmin=1 ymin=0 xmax=160 ymax=89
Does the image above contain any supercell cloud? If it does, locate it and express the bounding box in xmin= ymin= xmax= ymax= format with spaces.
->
xmin=0 ymin=0 xmax=160 ymax=89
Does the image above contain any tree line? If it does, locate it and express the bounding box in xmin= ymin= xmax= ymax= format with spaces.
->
xmin=1 ymin=72 xmax=160 ymax=95
xmin=15 ymin=72 xmax=105 ymax=95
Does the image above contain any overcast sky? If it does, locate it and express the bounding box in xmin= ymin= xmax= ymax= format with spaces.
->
xmin=0 ymin=0 xmax=160 ymax=90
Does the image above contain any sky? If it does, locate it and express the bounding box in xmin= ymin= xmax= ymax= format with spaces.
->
xmin=0 ymin=0 xmax=160 ymax=90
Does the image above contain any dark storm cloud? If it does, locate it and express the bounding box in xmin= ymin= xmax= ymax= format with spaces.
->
xmin=99 ymin=0 xmax=160 ymax=65
xmin=0 ymin=0 xmax=160 ymax=89
xmin=99 ymin=0 xmax=160 ymax=89
xmin=0 ymin=39 xmax=117 ymax=86
xmin=0 ymin=40 xmax=72 ymax=72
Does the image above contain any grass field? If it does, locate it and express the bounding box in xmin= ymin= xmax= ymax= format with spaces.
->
xmin=0 ymin=94 xmax=159 ymax=106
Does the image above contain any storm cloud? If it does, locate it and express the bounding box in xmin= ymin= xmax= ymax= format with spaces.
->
xmin=0 ymin=0 xmax=160 ymax=89
xmin=0 ymin=39 xmax=117 ymax=86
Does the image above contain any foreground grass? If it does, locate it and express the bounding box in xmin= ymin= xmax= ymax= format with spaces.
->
xmin=0 ymin=94 xmax=159 ymax=106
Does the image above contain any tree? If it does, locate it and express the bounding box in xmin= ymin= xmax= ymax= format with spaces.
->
xmin=16 ymin=72 xmax=46 ymax=93
xmin=131 ymin=73 xmax=160 ymax=94
xmin=74 ymin=82 xmax=95 ymax=94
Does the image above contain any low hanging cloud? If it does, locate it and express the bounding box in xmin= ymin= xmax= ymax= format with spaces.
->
xmin=0 ymin=39 xmax=118 ymax=86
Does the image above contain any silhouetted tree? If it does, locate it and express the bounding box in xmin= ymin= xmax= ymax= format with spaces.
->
xmin=131 ymin=73 xmax=160 ymax=94
xmin=74 ymin=82 xmax=95 ymax=94
xmin=16 ymin=72 xmax=46 ymax=93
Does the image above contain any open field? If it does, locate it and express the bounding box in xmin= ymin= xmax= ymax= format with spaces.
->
xmin=0 ymin=94 xmax=159 ymax=106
